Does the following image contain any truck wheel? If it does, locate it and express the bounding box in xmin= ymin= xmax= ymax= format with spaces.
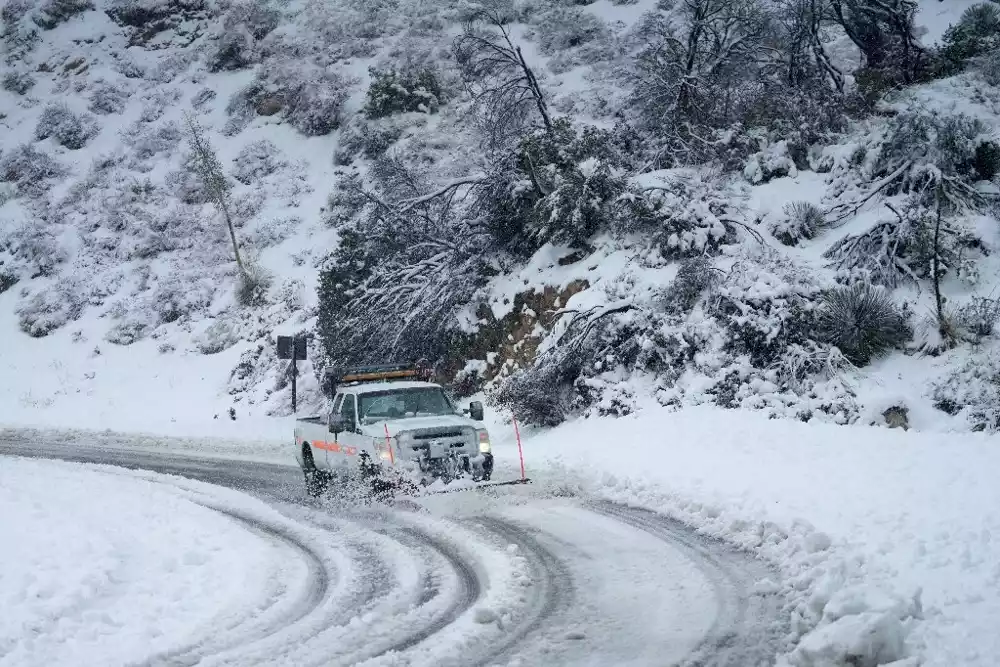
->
xmin=302 ymin=444 xmax=329 ymax=497
xmin=482 ymin=453 xmax=494 ymax=482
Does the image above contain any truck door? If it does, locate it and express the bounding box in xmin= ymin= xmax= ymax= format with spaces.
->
xmin=332 ymin=394 xmax=365 ymax=473
xmin=323 ymin=393 xmax=343 ymax=469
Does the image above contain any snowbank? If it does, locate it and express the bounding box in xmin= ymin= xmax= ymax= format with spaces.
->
xmin=490 ymin=403 xmax=1000 ymax=667
xmin=0 ymin=457 xmax=304 ymax=666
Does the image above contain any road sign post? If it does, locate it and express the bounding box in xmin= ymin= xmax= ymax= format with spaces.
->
xmin=276 ymin=335 xmax=308 ymax=413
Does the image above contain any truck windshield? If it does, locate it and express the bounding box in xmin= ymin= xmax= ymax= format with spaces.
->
xmin=358 ymin=387 xmax=455 ymax=423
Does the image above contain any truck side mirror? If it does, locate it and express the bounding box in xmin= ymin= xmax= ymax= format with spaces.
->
xmin=329 ymin=416 xmax=347 ymax=434
xmin=468 ymin=401 xmax=484 ymax=422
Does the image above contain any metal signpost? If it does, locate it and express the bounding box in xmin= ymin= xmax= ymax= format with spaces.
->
xmin=276 ymin=335 xmax=308 ymax=413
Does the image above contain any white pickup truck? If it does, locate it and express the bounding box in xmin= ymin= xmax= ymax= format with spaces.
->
xmin=293 ymin=364 xmax=494 ymax=497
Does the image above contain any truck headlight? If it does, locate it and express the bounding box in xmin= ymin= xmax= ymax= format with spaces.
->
xmin=477 ymin=430 xmax=491 ymax=453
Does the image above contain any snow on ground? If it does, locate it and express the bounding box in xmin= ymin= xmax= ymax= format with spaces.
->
xmin=486 ymin=402 xmax=1000 ymax=667
xmin=0 ymin=457 xmax=303 ymax=667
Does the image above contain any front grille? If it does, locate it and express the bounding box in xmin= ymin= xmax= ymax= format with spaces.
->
xmin=412 ymin=429 xmax=464 ymax=440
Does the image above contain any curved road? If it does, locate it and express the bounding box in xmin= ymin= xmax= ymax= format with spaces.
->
xmin=0 ymin=437 xmax=787 ymax=667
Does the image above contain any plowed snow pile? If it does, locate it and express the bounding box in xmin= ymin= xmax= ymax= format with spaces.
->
xmin=0 ymin=458 xmax=286 ymax=666
xmin=490 ymin=402 xmax=1000 ymax=667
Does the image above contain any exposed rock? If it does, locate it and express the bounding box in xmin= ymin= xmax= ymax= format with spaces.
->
xmin=883 ymin=405 xmax=909 ymax=430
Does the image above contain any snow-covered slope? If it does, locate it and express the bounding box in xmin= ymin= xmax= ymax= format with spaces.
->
xmin=1 ymin=0 xmax=999 ymax=436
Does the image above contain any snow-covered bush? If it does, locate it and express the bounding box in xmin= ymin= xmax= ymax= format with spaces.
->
xmin=32 ymin=0 xmax=93 ymax=28
xmin=151 ymin=271 xmax=214 ymax=323
xmin=2 ymin=71 xmax=34 ymax=94
xmin=235 ymin=260 xmax=272 ymax=307
xmin=708 ymin=264 xmax=824 ymax=369
xmin=0 ymin=144 xmax=67 ymax=196
xmin=364 ymin=66 xmax=445 ymax=118
xmin=105 ymin=316 xmax=149 ymax=345
xmin=532 ymin=6 xmax=606 ymax=54
xmin=974 ymin=48 xmax=1000 ymax=86
xmin=823 ymin=204 xmax=975 ymax=288
xmin=231 ymin=139 xmax=286 ymax=184
xmin=88 ymin=81 xmax=131 ymax=115
xmin=226 ymin=60 xmax=352 ymax=136
xmin=954 ymin=296 xmax=1000 ymax=342
xmin=3 ymin=223 xmax=68 ymax=277
xmin=16 ymin=279 xmax=85 ymax=337
xmin=207 ymin=0 xmax=279 ymax=71
xmin=940 ymin=3 xmax=1000 ymax=71
xmin=743 ymin=140 xmax=798 ymax=184
xmin=490 ymin=343 xmax=590 ymax=427
xmin=147 ymin=52 xmax=195 ymax=83
xmin=617 ymin=169 xmax=743 ymax=260
xmin=325 ymin=172 xmax=367 ymax=225
xmin=664 ymin=256 xmax=719 ymax=312
xmin=123 ymin=121 xmax=182 ymax=163
xmin=195 ymin=318 xmax=240 ymax=354
xmin=869 ymin=110 xmax=998 ymax=200
xmin=336 ymin=117 xmax=404 ymax=162
xmin=931 ymin=353 xmax=1000 ymax=431
xmin=815 ymin=283 xmax=910 ymax=366
xmin=191 ymin=87 xmax=216 ymax=109
xmin=771 ymin=201 xmax=827 ymax=246
xmin=139 ymin=87 xmax=181 ymax=122
xmin=477 ymin=119 xmax=633 ymax=253
xmin=34 ymin=103 xmax=99 ymax=150
xmin=247 ymin=215 xmax=300 ymax=247
xmin=105 ymin=0 xmax=209 ymax=45
xmin=0 ymin=270 xmax=18 ymax=294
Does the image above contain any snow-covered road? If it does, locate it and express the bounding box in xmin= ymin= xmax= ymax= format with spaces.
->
xmin=0 ymin=438 xmax=787 ymax=667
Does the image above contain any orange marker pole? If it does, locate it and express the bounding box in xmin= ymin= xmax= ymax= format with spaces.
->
xmin=512 ymin=414 xmax=526 ymax=481
xmin=383 ymin=423 xmax=395 ymax=465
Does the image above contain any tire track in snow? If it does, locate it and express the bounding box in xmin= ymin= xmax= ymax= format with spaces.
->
xmin=131 ymin=504 xmax=329 ymax=667
xmin=586 ymin=500 xmax=787 ymax=667
xmin=463 ymin=516 xmax=574 ymax=667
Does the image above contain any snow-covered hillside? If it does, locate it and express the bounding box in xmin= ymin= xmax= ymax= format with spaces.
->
xmin=1 ymin=0 xmax=999 ymax=435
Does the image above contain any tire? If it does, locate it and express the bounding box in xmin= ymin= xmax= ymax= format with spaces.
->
xmin=482 ymin=453 xmax=494 ymax=482
xmin=302 ymin=444 xmax=330 ymax=498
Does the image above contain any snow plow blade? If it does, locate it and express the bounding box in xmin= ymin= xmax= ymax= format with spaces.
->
xmin=421 ymin=478 xmax=532 ymax=496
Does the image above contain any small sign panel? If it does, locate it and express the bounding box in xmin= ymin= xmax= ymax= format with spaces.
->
xmin=277 ymin=335 xmax=308 ymax=360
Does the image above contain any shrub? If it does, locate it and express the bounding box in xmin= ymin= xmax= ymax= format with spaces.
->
xmin=0 ymin=270 xmax=18 ymax=294
xmin=34 ymin=103 xmax=99 ymax=150
xmin=124 ymin=120 xmax=182 ymax=162
xmin=17 ymin=280 xmax=85 ymax=337
xmin=616 ymin=169 xmax=743 ymax=260
xmin=490 ymin=345 xmax=588 ymax=427
xmin=533 ymin=6 xmax=606 ymax=54
xmin=88 ymin=81 xmax=131 ymax=115
xmin=31 ymin=0 xmax=93 ymax=29
xmin=232 ymin=139 xmax=286 ymax=184
xmin=195 ymin=318 xmax=240 ymax=354
xmin=336 ymin=118 xmax=403 ymax=162
xmin=975 ymin=48 xmax=1000 ymax=86
xmin=226 ymin=61 xmax=352 ymax=136
xmin=364 ymin=66 xmax=445 ymax=118
xmin=325 ymin=172 xmax=367 ymax=225
xmin=930 ymin=354 xmax=1000 ymax=431
xmin=665 ymin=256 xmax=718 ymax=312
xmin=236 ymin=261 xmax=272 ymax=307
xmin=940 ymin=3 xmax=1000 ymax=70
xmin=0 ymin=144 xmax=67 ymax=195
xmin=815 ymin=283 xmax=910 ymax=366
xmin=2 ymin=71 xmax=34 ymax=94
xmin=478 ymin=119 xmax=633 ymax=253
xmin=771 ymin=201 xmax=827 ymax=246
xmin=954 ymin=296 xmax=1000 ymax=342
xmin=710 ymin=267 xmax=823 ymax=369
